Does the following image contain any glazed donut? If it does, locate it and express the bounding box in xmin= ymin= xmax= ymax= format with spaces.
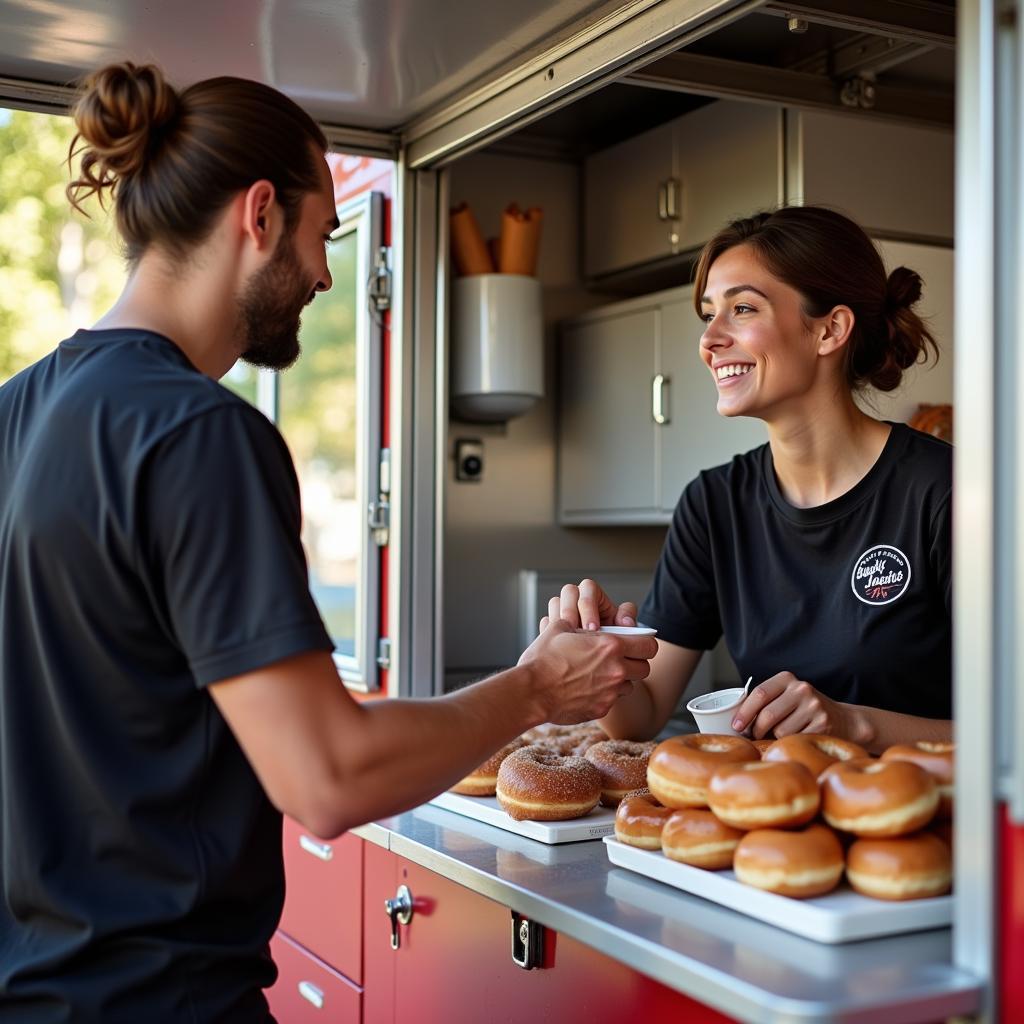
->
xmin=752 ymin=739 xmax=775 ymax=757
xmin=820 ymin=759 xmax=938 ymax=837
xmin=495 ymin=745 xmax=602 ymax=821
xmin=733 ymin=824 xmax=845 ymax=898
xmin=846 ymin=833 xmax=952 ymax=901
xmin=450 ymin=738 xmax=526 ymax=796
xmin=881 ymin=742 xmax=955 ymax=820
xmin=586 ymin=740 xmax=656 ymax=806
xmin=763 ymin=734 xmax=869 ymax=780
xmin=707 ymin=761 xmax=820 ymax=830
xmin=614 ymin=788 xmax=673 ymax=849
xmin=661 ymin=808 xmax=744 ymax=869
xmin=647 ymin=734 xmax=759 ymax=808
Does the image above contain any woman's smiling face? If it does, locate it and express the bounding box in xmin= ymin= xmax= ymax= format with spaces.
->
xmin=699 ymin=244 xmax=824 ymax=421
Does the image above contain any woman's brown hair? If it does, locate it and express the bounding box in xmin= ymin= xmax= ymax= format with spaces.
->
xmin=67 ymin=62 xmax=328 ymax=263
xmin=692 ymin=206 xmax=938 ymax=393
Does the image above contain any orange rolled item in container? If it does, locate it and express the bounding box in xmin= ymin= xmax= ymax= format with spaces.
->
xmin=450 ymin=202 xmax=494 ymax=275
xmin=498 ymin=203 xmax=543 ymax=276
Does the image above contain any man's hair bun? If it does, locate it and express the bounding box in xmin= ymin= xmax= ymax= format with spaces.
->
xmin=68 ymin=62 xmax=180 ymax=210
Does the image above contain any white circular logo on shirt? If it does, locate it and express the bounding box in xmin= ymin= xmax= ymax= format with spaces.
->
xmin=851 ymin=545 xmax=912 ymax=605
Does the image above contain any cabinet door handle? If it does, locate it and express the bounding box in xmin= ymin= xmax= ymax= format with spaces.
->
xmin=664 ymin=177 xmax=680 ymax=220
xmin=298 ymin=835 xmax=334 ymax=861
xmin=652 ymin=374 xmax=671 ymax=425
xmin=657 ymin=182 xmax=668 ymax=221
xmin=298 ymin=980 xmax=325 ymax=1008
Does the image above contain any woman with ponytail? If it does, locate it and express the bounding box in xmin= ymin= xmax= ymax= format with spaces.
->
xmin=549 ymin=206 xmax=952 ymax=753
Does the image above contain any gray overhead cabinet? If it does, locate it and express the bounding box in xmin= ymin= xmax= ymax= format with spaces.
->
xmin=583 ymin=100 xmax=784 ymax=280
xmin=557 ymin=284 xmax=766 ymax=525
xmin=583 ymin=103 xmax=954 ymax=283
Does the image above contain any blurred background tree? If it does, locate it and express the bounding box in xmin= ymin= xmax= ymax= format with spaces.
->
xmin=0 ymin=107 xmax=125 ymax=383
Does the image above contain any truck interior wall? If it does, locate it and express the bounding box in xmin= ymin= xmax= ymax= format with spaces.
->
xmin=443 ymin=150 xmax=666 ymax=680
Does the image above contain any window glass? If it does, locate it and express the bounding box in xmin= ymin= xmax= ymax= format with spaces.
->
xmin=277 ymin=230 xmax=361 ymax=658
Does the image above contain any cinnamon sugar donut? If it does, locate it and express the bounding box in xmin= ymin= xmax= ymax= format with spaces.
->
xmin=846 ymin=833 xmax=952 ymax=901
xmin=820 ymin=759 xmax=938 ymax=837
xmin=707 ymin=761 xmax=820 ymax=830
xmin=586 ymin=740 xmax=656 ymax=806
xmin=647 ymin=734 xmax=759 ymax=809
xmin=734 ymin=824 xmax=845 ymax=898
xmin=881 ymin=742 xmax=955 ymax=820
xmin=450 ymin=738 xmax=526 ymax=796
xmin=763 ymin=734 xmax=868 ymax=780
xmin=661 ymin=808 xmax=744 ymax=869
xmin=496 ymin=745 xmax=602 ymax=821
xmin=614 ymin=788 xmax=672 ymax=849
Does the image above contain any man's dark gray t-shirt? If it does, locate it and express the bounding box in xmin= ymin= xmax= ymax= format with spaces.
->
xmin=0 ymin=329 xmax=333 ymax=1022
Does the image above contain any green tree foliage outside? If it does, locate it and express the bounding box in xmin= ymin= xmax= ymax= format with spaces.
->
xmin=0 ymin=107 xmax=125 ymax=382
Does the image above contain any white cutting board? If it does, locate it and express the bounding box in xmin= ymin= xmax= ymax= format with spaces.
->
xmin=429 ymin=791 xmax=616 ymax=844
xmin=604 ymin=837 xmax=952 ymax=944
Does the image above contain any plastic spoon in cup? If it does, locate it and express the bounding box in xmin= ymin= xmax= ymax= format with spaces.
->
xmin=743 ymin=676 xmax=754 ymax=697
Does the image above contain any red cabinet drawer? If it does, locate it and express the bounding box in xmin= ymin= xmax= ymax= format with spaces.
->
xmin=280 ymin=819 xmax=363 ymax=982
xmin=268 ymin=931 xmax=361 ymax=1024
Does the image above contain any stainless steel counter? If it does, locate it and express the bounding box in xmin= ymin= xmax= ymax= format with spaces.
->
xmin=352 ymin=805 xmax=982 ymax=1024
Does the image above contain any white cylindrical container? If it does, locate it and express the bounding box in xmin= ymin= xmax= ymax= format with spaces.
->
xmin=451 ymin=274 xmax=544 ymax=422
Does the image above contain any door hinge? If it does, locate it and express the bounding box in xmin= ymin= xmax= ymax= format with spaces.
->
xmin=368 ymin=246 xmax=392 ymax=313
xmin=369 ymin=447 xmax=391 ymax=546
xmin=376 ymin=636 xmax=391 ymax=670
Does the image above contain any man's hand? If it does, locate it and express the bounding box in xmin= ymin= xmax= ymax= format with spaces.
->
xmin=731 ymin=671 xmax=857 ymax=740
xmin=518 ymin=619 xmax=657 ymax=725
xmin=538 ymin=578 xmax=637 ymax=633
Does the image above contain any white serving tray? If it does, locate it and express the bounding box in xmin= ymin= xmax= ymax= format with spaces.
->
xmin=429 ymin=791 xmax=616 ymax=844
xmin=603 ymin=837 xmax=952 ymax=944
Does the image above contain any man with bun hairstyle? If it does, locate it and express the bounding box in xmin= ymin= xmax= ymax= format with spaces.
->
xmin=0 ymin=63 xmax=656 ymax=1023
xmin=549 ymin=206 xmax=953 ymax=753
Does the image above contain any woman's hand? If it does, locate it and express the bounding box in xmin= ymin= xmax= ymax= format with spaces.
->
xmin=731 ymin=671 xmax=863 ymax=742
xmin=538 ymin=578 xmax=637 ymax=633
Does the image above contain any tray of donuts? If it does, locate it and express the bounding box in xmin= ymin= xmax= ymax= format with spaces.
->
xmin=605 ymin=734 xmax=955 ymax=943
xmin=429 ymin=723 xmax=656 ymax=844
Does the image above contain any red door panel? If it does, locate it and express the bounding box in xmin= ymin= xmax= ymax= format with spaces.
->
xmin=280 ymin=820 xmax=363 ymax=982
xmin=268 ymin=931 xmax=361 ymax=1024
xmin=389 ymin=855 xmax=734 ymax=1024
xmin=1000 ymin=805 xmax=1024 ymax=1020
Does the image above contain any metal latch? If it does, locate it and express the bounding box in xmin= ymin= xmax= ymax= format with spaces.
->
xmin=376 ymin=636 xmax=391 ymax=670
xmin=384 ymin=884 xmax=413 ymax=950
xmin=511 ymin=911 xmax=544 ymax=970
xmin=369 ymin=448 xmax=391 ymax=546
xmin=368 ymin=246 xmax=392 ymax=313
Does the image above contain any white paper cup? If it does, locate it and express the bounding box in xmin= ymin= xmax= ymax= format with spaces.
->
xmin=597 ymin=626 xmax=657 ymax=636
xmin=686 ymin=687 xmax=747 ymax=736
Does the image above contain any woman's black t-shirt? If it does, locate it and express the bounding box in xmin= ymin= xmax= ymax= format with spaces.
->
xmin=639 ymin=423 xmax=952 ymax=719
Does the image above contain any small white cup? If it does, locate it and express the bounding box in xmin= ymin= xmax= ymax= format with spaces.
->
xmin=597 ymin=625 xmax=657 ymax=636
xmin=686 ymin=687 xmax=747 ymax=736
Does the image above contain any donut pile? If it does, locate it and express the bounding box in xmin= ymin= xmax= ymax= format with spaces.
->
xmin=615 ymin=734 xmax=955 ymax=902
xmin=450 ymin=722 xmax=657 ymax=822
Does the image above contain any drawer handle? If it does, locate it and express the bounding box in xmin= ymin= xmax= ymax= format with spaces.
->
xmin=298 ymin=980 xmax=325 ymax=1009
xmin=299 ymin=835 xmax=334 ymax=861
